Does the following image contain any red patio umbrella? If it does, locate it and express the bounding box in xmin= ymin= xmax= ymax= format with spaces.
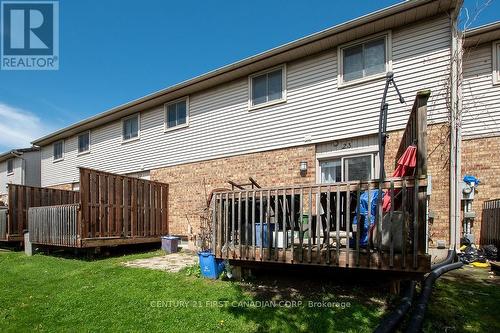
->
xmin=382 ymin=144 xmax=417 ymax=212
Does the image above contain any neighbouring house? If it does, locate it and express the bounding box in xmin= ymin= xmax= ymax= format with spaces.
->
xmin=29 ymin=0 xmax=497 ymax=258
xmin=461 ymin=21 xmax=500 ymax=245
xmin=0 ymin=148 xmax=41 ymax=204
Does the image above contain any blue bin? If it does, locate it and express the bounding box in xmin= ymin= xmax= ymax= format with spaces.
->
xmin=255 ymin=223 xmax=274 ymax=247
xmin=198 ymin=251 xmax=224 ymax=279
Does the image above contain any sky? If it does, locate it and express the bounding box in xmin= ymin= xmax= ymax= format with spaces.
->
xmin=0 ymin=0 xmax=499 ymax=152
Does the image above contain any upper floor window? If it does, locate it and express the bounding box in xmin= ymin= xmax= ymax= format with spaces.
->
xmin=165 ymin=98 xmax=188 ymax=130
xmin=53 ymin=140 xmax=64 ymax=161
xmin=78 ymin=131 xmax=90 ymax=154
xmin=249 ymin=66 xmax=286 ymax=109
xmin=339 ymin=33 xmax=390 ymax=85
xmin=122 ymin=114 xmax=140 ymax=142
xmin=494 ymin=41 xmax=500 ymax=85
xmin=7 ymin=159 xmax=14 ymax=175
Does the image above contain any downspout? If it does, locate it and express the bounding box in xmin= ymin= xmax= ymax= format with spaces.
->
xmin=449 ymin=4 xmax=462 ymax=251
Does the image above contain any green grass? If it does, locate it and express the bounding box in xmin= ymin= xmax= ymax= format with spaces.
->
xmin=424 ymin=265 xmax=500 ymax=333
xmin=0 ymin=250 xmax=385 ymax=333
xmin=1 ymin=250 xmax=498 ymax=333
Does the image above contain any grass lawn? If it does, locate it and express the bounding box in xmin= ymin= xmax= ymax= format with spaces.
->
xmin=0 ymin=249 xmax=498 ymax=332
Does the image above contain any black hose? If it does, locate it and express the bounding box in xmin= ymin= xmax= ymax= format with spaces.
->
xmin=431 ymin=249 xmax=455 ymax=270
xmin=374 ymin=280 xmax=417 ymax=333
xmin=405 ymin=261 xmax=463 ymax=333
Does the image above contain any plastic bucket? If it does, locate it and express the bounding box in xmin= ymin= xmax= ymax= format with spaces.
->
xmin=198 ymin=251 xmax=224 ymax=279
xmin=161 ymin=236 xmax=180 ymax=254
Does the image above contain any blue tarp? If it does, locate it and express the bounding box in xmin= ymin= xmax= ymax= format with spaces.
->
xmin=351 ymin=190 xmax=382 ymax=246
xmin=463 ymin=175 xmax=480 ymax=186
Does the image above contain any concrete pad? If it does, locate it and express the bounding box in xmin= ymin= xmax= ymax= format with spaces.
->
xmin=123 ymin=251 xmax=198 ymax=273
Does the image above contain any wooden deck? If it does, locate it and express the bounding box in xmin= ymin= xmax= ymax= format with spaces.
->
xmin=211 ymin=91 xmax=432 ymax=273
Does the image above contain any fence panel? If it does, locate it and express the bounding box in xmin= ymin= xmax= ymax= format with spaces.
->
xmin=28 ymin=204 xmax=79 ymax=247
xmin=79 ymin=168 xmax=169 ymax=239
xmin=0 ymin=208 xmax=7 ymax=240
xmin=6 ymin=184 xmax=79 ymax=240
xmin=481 ymin=199 xmax=500 ymax=249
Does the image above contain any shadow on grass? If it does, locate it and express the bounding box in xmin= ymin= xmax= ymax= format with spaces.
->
xmin=423 ymin=266 xmax=500 ymax=333
xmin=217 ymin=267 xmax=394 ymax=333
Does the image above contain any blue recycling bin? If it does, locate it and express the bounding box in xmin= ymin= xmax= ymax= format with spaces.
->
xmin=198 ymin=251 xmax=225 ymax=279
xmin=255 ymin=223 xmax=274 ymax=247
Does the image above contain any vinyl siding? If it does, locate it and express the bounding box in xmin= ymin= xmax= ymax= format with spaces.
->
xmin=40 ymin=15 xmax=452 ymax=187
xmin=0 ymin=158 xmax=23 ymax=195
xmin=462 ymin=42 xmax=500 ymax=138
xmin=23 ymin=151 xmax=41 ymax=188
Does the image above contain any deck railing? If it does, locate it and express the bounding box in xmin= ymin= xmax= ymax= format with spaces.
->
xmin=0 ymin=208 xmax=7 ymax=240
xmin=481 ymin=199 xmax=500 ymax=250
xmin=211 ymin=176 xmax=429 ymax=272
xmin=29 ymin=204 xmax=79 ymax=247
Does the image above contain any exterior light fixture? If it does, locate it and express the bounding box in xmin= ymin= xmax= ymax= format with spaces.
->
xmin=300 ymin=161 xmax=307 ymax=175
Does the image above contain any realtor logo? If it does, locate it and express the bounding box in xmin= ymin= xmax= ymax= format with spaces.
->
xmin=1 ymin=1 xmax=59 ymax=70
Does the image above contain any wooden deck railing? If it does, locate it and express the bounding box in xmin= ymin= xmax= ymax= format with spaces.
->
xmin=27 ymin=168 xmax=169 ymax=248
xmin=29 ymin=204 xmax=79 ymax=247
xmin=211 ymin=176 xmax=429 ymax=272
xmin=0 ymin=208 xmax=7 ymax=240
xmin=1 ymin=185 xmax=79 ymax=242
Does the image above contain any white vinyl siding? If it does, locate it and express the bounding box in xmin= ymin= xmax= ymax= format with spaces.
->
xmin=39 ymin=16 xmax=451 ymax=187
xmin=462 ymin=42 xmax=500 ymax=138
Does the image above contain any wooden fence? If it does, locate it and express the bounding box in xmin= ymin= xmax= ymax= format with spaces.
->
xmin=29 ymin=204 xmax=79 ymax=247
xmin=481 ymin=199 xmax=500 ymax=249
xmin=0 ymin=185 xmax=79 ymax=242
xmin=28 ymin=167 xmax=169 ymax=248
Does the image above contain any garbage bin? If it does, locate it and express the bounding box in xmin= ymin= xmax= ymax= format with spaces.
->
xmin=161 ymin=236 xmax=180 ymax=254
xmin=198 ymin=251 xmax=225 ymax=279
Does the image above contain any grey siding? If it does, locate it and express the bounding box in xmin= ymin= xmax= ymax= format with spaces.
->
xmin=462 ymin=42 xmax=500 ymax=138
xmin=23 ymin=151 xmax=41 ymax=188
xmin=40 ymin=15 xmax=452 ymax=187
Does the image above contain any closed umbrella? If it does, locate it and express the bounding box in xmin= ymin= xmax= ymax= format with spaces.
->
xmin=382 ymin=144 xmax=417 ymax=212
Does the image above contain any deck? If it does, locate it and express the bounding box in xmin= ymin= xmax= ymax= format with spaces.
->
xmin=211 ymin=91 xmax=431 ymax=273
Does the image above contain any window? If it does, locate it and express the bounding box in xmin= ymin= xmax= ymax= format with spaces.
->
xmin=122 ymin=114 xmax=139 ymax=141
xmin=53 ymin=140 xmax=64 ymax=161
xmin=78 ymin=131 xmax=90 ymax=154
xmin=339 ymin=34 xmax=390 ymax=85
xmin=319 ymin=154 xmax=374 ymax=183
xmin=7 ymin=159 xmax=14 ymax=175
xmin=494 ymin=41 xmax=500 ymax=85
xmin=249 ymin=66 xmax=286 ymax=108
xmin=165 ymin=98 xmax=188 ymax=130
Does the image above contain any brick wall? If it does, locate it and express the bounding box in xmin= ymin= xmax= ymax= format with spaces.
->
xmin=151 ymin=145 xmax=316 ymax=236
xmin=462 ymin=135 xmax=500 ymax=244
xmin=385 ymin=123 xmax=451 ymax=248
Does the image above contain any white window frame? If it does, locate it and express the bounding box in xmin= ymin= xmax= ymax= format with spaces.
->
xmin=77 ymin=130 xmax=91 ymax=156
xmin=317 ymin=151 xmax=378 ymax=184
xmin=337 ymin=31 xmax=392 ymax=87
xmin=493 ymin=40 xmax=500 ymax=85
xmin=7 ymin=159 xmax=14 ymax=175
xmin=164 ymin=97 xmax=190 ymax=132
xmin=248 ymin=64 xmax=287 ymax=111
xmin=53 ymin=140 xmax=64 ymax=162
xmin=121 ymin=113 xmax=141 ymax=143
